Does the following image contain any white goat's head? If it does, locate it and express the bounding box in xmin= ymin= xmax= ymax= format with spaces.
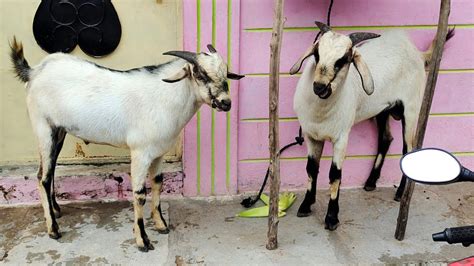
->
xmin=163 ymin=45 xmax=244 ymax=112
xmin=290 ymin=21 xmax=380 ymax=99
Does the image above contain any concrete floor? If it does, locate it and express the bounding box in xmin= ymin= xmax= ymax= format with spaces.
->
xmin=1 ymin=185 xmax=473 ymax=265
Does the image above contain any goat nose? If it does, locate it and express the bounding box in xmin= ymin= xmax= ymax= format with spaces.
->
xmin=220 ymin=99 xmax=231 ymax=111
xmin=313 ymin=82 xmax=326 ymax=94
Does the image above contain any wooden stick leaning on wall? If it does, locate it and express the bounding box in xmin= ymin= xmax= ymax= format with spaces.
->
xmin=267 ymin=0 xmax=285 ymax=250
xmin=395 ymin=0 xmax=451 ymax=240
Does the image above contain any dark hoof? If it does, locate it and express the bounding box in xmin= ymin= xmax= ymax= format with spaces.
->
xmin=297 ymin=210 xmax=312 ymax=217
xmin=325 ymin=222 xmax=339 ymax=231
xmin=297 ymin=204 xmax=312 ymax=217
xmin=157 ymin=228 xmax=170 ymax=234
xmin=48 ymin=231 xmax=62 ymax=239
xmin=138 ymin=241 xmax=155 ymax=252
xmin=325 ymin=216 xmax=339 ymax=231
xmin=394 ymin=194 xmax=402 ymax=202
xmin=363 ymin=185 xmax=376 ymax=192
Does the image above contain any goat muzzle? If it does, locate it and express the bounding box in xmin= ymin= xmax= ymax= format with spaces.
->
xmin=313 ymin=82 xmax=332 ymax=99
xmin=212 ymin=99 xmax=231 ymax=112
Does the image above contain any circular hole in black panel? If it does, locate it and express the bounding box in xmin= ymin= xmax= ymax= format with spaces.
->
xmin=51 ymin=1 xmax=77 ymax=25
xmin=51 ymin=25 xmax=78 ymax=53
xmin=78 ymin=3 xmax=103 ymax=27
xmin=78 ymin=27 xmax=103 ymax=57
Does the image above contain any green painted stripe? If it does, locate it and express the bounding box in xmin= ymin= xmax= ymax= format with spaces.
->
xmin=241 ymin=112 xmax=474 ymax=123
xmin=211 ymin=0 xmax=216 ymax=195
xmin=196 ymin=0 xmax=201 ymax=195
xmin=245 ymin=24 xmax=474 ymax=32
xmin=225 ymin=0 xmax=232 ymax=191
xmin=240 ymin=151 xmax=474 ymax=163
xmin=245 ymin=69 xmax=474 ymax=77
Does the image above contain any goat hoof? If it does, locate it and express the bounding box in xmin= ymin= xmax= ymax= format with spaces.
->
xmin=138 ymin=241 xmax=155 ymax=252
xmin=48 ymin=231 xmax=62 ymax=239
xmin=394 ymin=194 xmax=402 ymax=202
xmin=363 ymin=185 xmax=376 ymax=192
xmin=297 ymin=203 xmax=312 ymax=217
xmin=53 ymin=211 xmax=62 ymax=219
xmin=157 ymin=228 xmax=170 ymax=234
xmin=325 ymin=222 xmax=339 ymax=231
xmin=297 ymin=210 xmax=312 ymax=217
xmin=325 ymin=216 xmax=339 ymax=231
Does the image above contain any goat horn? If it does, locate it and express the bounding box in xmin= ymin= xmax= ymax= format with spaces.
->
xmin=207 ymin=44 xmax=217 ymax=53
xmin=348 ymin=32 xmax=381 ymax=46
xmin=163 ymin=51 xmax=198 ymax=65
xmin=314 ymin=21 xmax=332 ymax=33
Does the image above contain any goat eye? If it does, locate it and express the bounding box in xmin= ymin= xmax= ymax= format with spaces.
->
xmin=334 ymin=57 xmax=347 ymax=71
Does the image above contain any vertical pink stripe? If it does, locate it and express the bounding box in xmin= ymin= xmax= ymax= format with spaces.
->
xmin=198 ymin=0 xmax=214 ymax=196
xmin=214 ymin=0 xmax=230 ymax=195
xmin=230 ymin=0 xmax=241 ymax=194
xmin=183 ymin=0 xmax=198 ymax=196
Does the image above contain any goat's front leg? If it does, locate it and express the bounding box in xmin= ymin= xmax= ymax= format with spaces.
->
xmin=148 ymin=157 xmax=169 ymax=234
xmin=297 ymin=137 xmax=324 ymax=217
xmin=131 ymin=151 xmax=154 ymax=252
xmin=325 ymin=136 xmax=348 ymax=231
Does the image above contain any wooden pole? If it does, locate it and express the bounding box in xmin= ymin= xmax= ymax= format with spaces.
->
xmin=395 ymin=0 xmax=451 ymax=240
xmin=266 ymin=0 xmax=285 ymax=250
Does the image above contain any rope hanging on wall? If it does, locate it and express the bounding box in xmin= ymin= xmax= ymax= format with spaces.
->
xmin=241 ymin=0 xmax=335 ymax=208
xmin=33 ymin=0 xmax=122 ymax=57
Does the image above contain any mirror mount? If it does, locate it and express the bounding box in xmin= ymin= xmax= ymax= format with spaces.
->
xmin=458 ymin=167 xmax=474 ymax=182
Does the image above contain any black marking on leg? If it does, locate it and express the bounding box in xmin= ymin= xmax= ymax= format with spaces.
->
xmin=135 ymin=187 xmax=146 ymax=205
xmin=156 ymin=204 xmax=170 ymax=234
xmin=329 ymin=163 xmax=341 ymax=183
xmin=395 ymin=175 xmax=407 ymax=202
xmin=137 ymin=218 xmax=154 ymax=252
xmin=325 ymin=163 xmax=341 ymax=231
xmin=365 ymin=111 xmax=393 ymax=191
xmin=325 ymin=194 xmax=340 ymax=231
xmin=42 ymin=178 xmax=61 ymax=239
xmin=51 ymin=178 xmax=61 ymax=218
xmin=49 ymin=125 xmax=66 ymax=218
xmin=297 ymin=156 xmax=319 ymax=217
xmin=394 ymin=107 xmax=408 ymax=201
xmin=154 ymin=174 xmax=163 ymax=184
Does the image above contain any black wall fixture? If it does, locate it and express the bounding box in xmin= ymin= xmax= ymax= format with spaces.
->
xmin=33 ymin=0 xmax=122 ymax=57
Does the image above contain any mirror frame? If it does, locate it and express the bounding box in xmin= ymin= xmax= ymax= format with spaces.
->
xmin=400 ymin=148 xmax=462 ymax=185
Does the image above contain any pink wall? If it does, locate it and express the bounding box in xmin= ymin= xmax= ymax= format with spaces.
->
xmin=183 ymin=0 xmax=474 ymax=196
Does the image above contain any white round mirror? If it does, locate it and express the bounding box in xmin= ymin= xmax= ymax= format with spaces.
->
xmin=400 ymin=148 xmax=461 ymax=184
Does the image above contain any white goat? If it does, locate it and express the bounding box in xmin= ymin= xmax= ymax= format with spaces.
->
xmin=10 ymin=39 xmax=243 ymax=252
xmin=290 ymin=22 xmax=453 ymax=230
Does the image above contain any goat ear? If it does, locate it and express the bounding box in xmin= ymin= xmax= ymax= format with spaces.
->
xmin=227 ymin=72 xmax=245 ymax=80
xmin=352 ymin=50 xmax=375 ymax=95
xmin=289 ymin=42 xmax=318 ymax=75
xmin=162 ymin=64 xmax=192 ymax=83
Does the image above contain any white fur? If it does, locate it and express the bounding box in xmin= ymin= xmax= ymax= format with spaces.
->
xmin=20 ymin=49 xmax=232 ymax=249
xmin=294 ymin=30 xmax=426 ymax=168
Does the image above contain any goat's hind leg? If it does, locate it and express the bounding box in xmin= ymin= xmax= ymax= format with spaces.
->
xmin=35 ymin=122 xmax=66 ymax=239
xmin=297 ymin=137 xmax=324 ymax=217
xmin=394 ymin=109 xmax=416 ymax=201
xmin=364 ymin=111 xmax=393 ymax=191
xmin=148 ymin=157 xmax=169 ymax=234
xmin=131 ymin=151 xmax=155 ymax=252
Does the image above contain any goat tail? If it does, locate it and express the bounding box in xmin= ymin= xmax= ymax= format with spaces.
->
xmin=422 ymin=27 xmax=455 ymax=69
xmin=9 ymin=36 xmax=31 ymax=83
